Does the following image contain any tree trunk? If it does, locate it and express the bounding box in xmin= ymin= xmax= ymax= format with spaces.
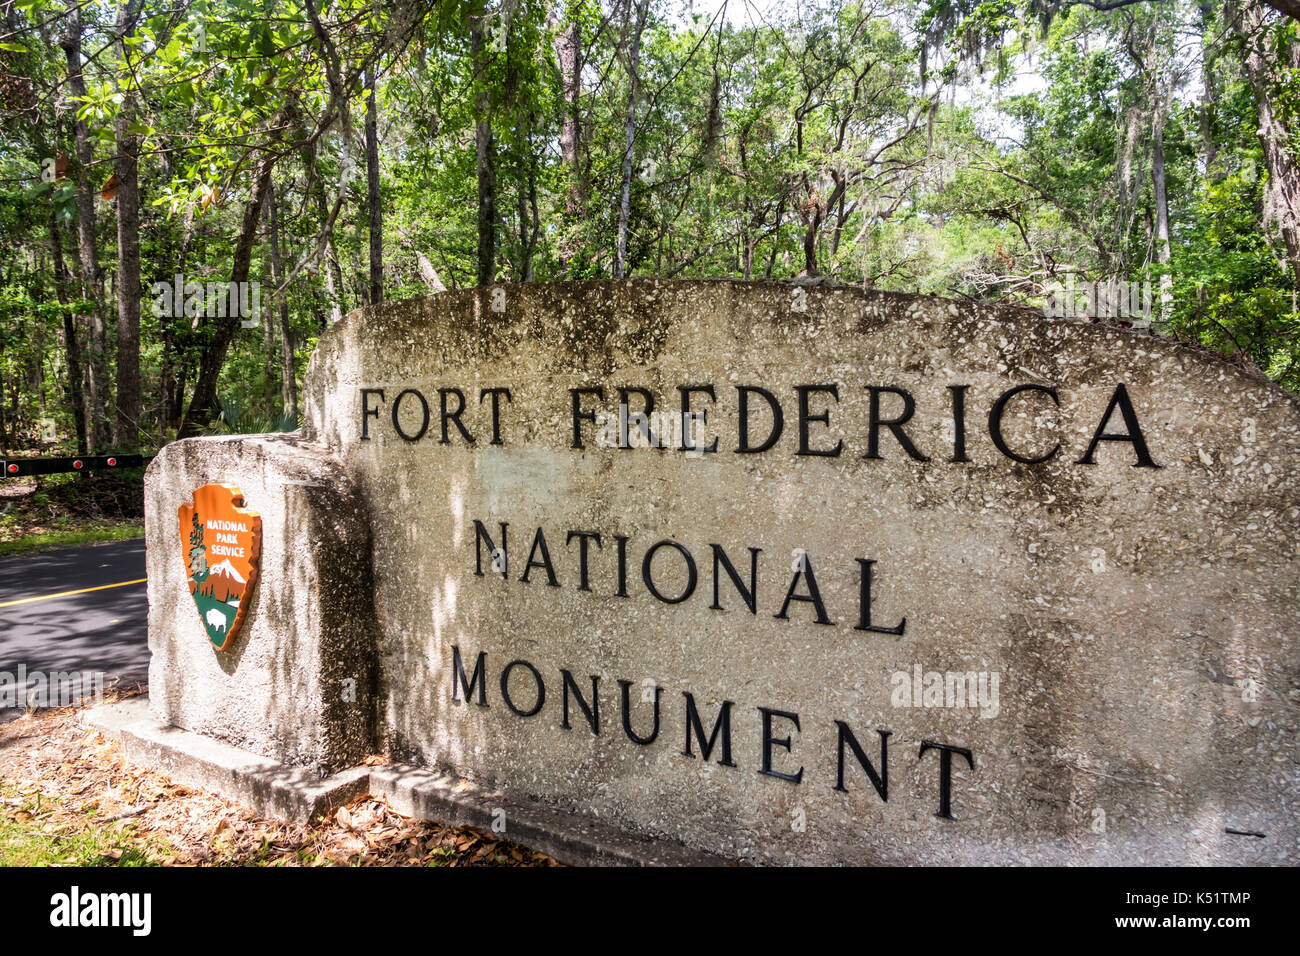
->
xmin=323 ymin=235 xmax=344 ymax=324
xmin=1238 ymin=0 xmax=1300 ymax=286
xmin=366 ymin=69 xmax=383 ymax=304
xmin=472 ymin=17 xmax=496 ymax=286
xmin=764 ymin=198 xmax=785 ymax=279
xmin=49 ymin=211 xmax=88 ymax=454
xmin=112 ymin=0 xmax=143 ymax=448
xmin=502 ymin=31 xmax=533 ymax=282
xmin=1262 ymin=0 xmax=1300 ymax=19
xmin=160 ymin=207 xmax=195 ymax=434
xmin=350 ymin=219 xmax=367 ymax=308
xmin=802 ymin=172 xmax=846 ymax=277
xmin=262 ymin=191 xmax=278 ymax=418
xmin=553 ymin=7 xmax=583 ymax=274
xmin=1200 ymin=1 xmax=1220 ymax=176
xmin=801 ymin=210 xmax=821 ymax=276
xmin=178 ymin=147 xmax=278 ymax=438
xmin=302 ymin=145 xmax=345 ymax=324
xmin=526 ymin=152 xmax=541 ymax=280
xmin=268 ymin=182 xmax=298 ymax=419
xmin=739 ymin=128 xmax=753 ymax=280
xmin=59 ymin=7 xmax=110 ymax=452
xmin=1151 ymin=98 xmax=1173 ymax=315
xmin=615 ymin=0 xmax=650 ymax=279
xmin=416 ymin=252 xmax=448 ymax=292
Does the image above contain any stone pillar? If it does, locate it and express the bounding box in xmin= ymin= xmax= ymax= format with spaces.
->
xmin=145 ymin=434 xmax=377 ymax=774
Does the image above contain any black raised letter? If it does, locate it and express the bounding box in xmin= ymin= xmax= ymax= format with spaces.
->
xmin=451 ymin=646 xmax=488 ymax=706
xmin=854 ymin=558 xmax=906 ymax=635
xmin=618 ymin=386 xmax=656 ymax=448
xmin=391 ymin=388 xmax=429 ymax=441
xmin=642 ymin=540 xmax=698 ymax=604
xmin=918 ymin=740 xmax=975 ymax=820
xmin=1076 ymin=383 xmax=1160 ymax=467
xmin=479 ymin=387 xmax=512 ymax=445
xmin=678 ymin=385 xmax=719 ymax=452
xmin=865 ymin=386 xmax=929 ymax=461
xmin=570 ymin=387 xmax=604 ymax=449
xmin=795 ymin=385 xmax=844 ymax=457
xmin=561 ymin=670 xmax=599 ymax=734
xmin=735 ymin=386 xmax=784 ymax=453
xmin=775 ymin=558 xmax=833 ymax=625
xmin=710 ymin=544 xmax=760 ymax=614
xmin=682 ymin=694 xmax=736 ymax=766
xmin=566 ymin=531 xmax=602 ymax=592
xmin=439 ymin=387 xmax=475 ymax=444
xmin=500 ymin=659 xmax=545 ymax=717
xmin=473 ymin=520 xmax=507 ymax=578
xmin=834 ymin=723 xmax=890 ymax=800
xmin=521 ymin=527 xmax=560 ymax=587
xmin=948 ymin=385 xmax=970 ymax=462
xmin=988 ymin=384 xmax=1061 ymax=464
xmin=360 ymin=388 xmax=385 ymax=440
xmin=618 ymin=679 xmax=661 ymax=745
xmin=758 ymin=707 xmax=803 ymax=783
xmin=614 ymin=535 xmax=630 ymax=597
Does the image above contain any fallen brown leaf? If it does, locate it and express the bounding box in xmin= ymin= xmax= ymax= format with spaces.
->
xmin=0 ymin=695 xmax=560 ymax=868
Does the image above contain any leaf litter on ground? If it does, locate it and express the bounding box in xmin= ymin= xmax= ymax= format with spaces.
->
xmin=0 ymin=689 xmax=558 ymax=867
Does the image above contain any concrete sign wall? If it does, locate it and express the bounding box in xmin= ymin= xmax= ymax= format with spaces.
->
xmin=146 ymin=280 xmax=1299 ymax=864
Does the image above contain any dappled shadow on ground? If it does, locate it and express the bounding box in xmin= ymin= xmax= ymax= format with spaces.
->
xmin=0 ymin=539 xmax=150 ymax=725
xmin=0 ymin=586 xmax=149 ymax=711
xmin=0 ymin=537 xmax=145 ymax=597
xmin=0 ymin=696 xmax=558 ymax=867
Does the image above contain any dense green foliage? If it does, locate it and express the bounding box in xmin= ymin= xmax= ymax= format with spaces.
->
xmin=0 ymin=0 xmax=1296 ymax=455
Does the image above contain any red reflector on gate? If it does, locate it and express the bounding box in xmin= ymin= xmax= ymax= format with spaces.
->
xmin=5 ymin=464 xmax=15 ymax=474
xmin=73 ymin=460 xmax=83 ymax=469
xmin=107 ymin=458 xmax=117 ymax=466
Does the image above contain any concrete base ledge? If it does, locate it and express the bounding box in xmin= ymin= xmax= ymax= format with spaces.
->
xmin=366 ymin=764 xmax=732 ymax=866
xmin=83 ymin=697 xmax=370 ymax=824
xmin=83 ymin=697 xmax=730 ymax=866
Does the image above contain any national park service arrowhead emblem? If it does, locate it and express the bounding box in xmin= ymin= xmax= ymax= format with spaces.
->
xmin=178 ymin=484 xmax=262 ymax=651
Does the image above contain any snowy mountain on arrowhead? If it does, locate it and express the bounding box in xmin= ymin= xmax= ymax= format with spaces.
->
xmin=208 ymin=558 xmax=246 ymax=584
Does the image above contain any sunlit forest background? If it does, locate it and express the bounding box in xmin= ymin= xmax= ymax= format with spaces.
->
xmin=1 ymin=0 xmax=1297 ymax=455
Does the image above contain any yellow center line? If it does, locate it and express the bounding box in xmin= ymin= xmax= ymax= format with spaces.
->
xmin=0 ymin=578 xmax=148 ymax=609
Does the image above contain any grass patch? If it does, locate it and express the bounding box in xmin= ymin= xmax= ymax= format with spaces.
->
xmin=0 ymin=524 xmax=144 ymax=557
xmin=0 ymin=784 xmax=175 ymax=866
xmin=0 ymin=469 xmax=145 ymax=555
xmin=0 ymin=700 xmax=556 ymax=867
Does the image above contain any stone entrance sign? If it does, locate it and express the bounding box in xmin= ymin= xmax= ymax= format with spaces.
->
xmin=134 ymin=280 xmax=1298 ymax=865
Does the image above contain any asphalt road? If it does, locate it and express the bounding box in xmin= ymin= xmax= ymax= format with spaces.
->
xmin=0 ymin=538 xmax=149 ymax=720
